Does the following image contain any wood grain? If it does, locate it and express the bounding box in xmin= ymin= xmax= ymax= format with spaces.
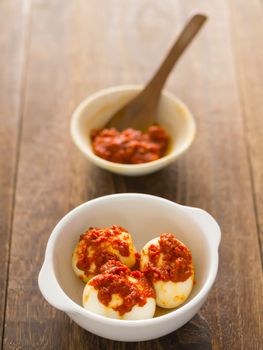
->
xmin=228 ymin=0 xmax=263 ymax=259
xmin=2 ymin=1 xmax=115 ymax=349
xmin=1 ymin=0 xmax=262 ymax=349
xmin=0 ymin=0 xmax=31 ymax=344
xmin=123 ymin=1 xmax=263 ymax=348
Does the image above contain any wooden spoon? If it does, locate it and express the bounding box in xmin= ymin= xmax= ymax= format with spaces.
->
xmin=106 ymin=13 xmax=207 ymax=131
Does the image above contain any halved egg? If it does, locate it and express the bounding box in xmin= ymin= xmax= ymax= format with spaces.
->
xmin=82 ymin=260 xmax=156 ymax=320
xmin=140 ymin=234 xmax=194 ymax=308
xmin=72 ymin=225 xmax=137 ymax=283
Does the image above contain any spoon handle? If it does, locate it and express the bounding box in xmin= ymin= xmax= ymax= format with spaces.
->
xmin=106 ymin=13 xmax=207 ymax=131
xmin=144 ymin=14 xmax=207 ymax=100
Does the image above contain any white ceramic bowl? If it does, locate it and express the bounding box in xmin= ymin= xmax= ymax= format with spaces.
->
xmin=70 ymin=85 xmax=196 ymax=176
xmin=38 ymin=193 xmax=220 ymax=342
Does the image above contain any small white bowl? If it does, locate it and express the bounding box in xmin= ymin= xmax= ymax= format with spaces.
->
xmin=38 ymin=193 xmax=220 ymax=342
xmin=70 ymin=85 xmax=196 ymax=176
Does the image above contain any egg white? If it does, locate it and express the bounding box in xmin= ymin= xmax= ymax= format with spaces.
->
xmin=154 ymin=276 xmax=194 ymax=308
xmin=72 ymin=229 xmax=137 ymax=282
xmin=82 ymin=276 xmax=156 ymax=320
xmin=140 ymin=237 xmax=194 ymax=308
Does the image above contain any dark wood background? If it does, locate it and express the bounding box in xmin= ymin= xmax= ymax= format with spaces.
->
xmin=0 ymin=0 xmax=262 ymax=349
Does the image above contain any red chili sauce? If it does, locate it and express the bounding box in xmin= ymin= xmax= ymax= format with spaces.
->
xmin=133 ymin=252 xmax=141 ymax=270
xmin=76 ymin=225 xmax=130 ymax=278
xmin=89 ymin=260 xmax=155 ymax=315
xmin=143 ymin=233 xmax=193 ymax=283
xmin=91 ymin=125 xmax=170 ymax=164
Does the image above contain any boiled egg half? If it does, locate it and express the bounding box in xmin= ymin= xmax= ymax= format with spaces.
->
xmin=82 ymin=260 xmax=156 ymax=320
xmin=140 ymin=234 xmax=194 ymax=308
xmin=72 ymin=225 xmax=137 ymax=282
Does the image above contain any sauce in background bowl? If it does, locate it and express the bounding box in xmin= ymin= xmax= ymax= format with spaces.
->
xmin=91 ymin=125 xmax=170 ymax=164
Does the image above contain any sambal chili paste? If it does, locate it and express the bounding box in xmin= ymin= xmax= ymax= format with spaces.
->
xmin=143 ymin=233 xmax=193 ymax=283
xmin=76 ymin=225 xmax=130 ymax=278
xmin=89 ymin=260 xmax=155 ymax=315
xmin=91 ymin=125 xmax=170 ymax=164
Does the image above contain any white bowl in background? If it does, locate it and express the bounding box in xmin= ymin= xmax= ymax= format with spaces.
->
xmin=38 ymin=193 xmax=220 ymax=342
xmin=70 ymin=85 xmax=196 ymax=176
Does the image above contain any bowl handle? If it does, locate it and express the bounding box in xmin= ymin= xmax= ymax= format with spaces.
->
xmin=185 ymin=207 xmax=221 ymax=249
xmin=38 ymin=259 xmax=73 ymax=313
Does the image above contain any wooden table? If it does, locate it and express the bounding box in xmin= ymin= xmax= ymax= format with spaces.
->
xmin=1 ymin=0 xmax=262 ymax=349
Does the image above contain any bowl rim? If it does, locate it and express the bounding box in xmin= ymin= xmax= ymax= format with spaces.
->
xmin=70 ymin=85 xmax=196 ymax=170
xmin=39 ymin=193 xmax=220 ymax=326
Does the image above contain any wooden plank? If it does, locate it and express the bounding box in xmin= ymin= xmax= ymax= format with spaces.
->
xmin=119 ymin=0 xmax=263 ymax=349
xmin=3 ymin=0 xmax=263 ymax=349
xmin=228 ymin=0 xmax=263 ymax=258
xmin=2 ymin=0 xmax=115 ymax=349
xmin=0 ymin=0 xmax=30 ymax=346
